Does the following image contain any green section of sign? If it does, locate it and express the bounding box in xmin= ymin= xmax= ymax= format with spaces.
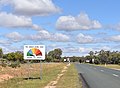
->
xmin=27 ymin=52 xmax=34 ymax=56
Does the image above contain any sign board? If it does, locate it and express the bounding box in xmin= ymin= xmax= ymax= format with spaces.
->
xmin=24 ymin=45 xmax=45 ymax=60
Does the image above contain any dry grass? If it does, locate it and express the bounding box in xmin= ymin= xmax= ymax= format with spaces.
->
xmin=0 ymin=63 xmax=66 ymax=88
xmin=96 ymin=64 xmax=120 ymax=70
xmin=56 ymin=64 xmax=82 ymax=88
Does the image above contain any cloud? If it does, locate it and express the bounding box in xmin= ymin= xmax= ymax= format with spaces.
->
xmin=76 ymin=33 xmax=94 ymax=43
xmin=51 ymin=33 xmax=70 ymax=42
xmin=0 ymin=40 xmax=11 ymax=45
xmin=113 ymin=45 xmax=120 ymax=49
xmin=62 ymin=46 xmax=93 ymax=53
xmin=107 ymin=23 xmax=120 ymax=31
xmin=63 ymin=47 xmax=79 ymax=53
xmin=101 ymin=46 xmax=111 ymax=50
xmin=0 ymin=45 xmax=10 ymax=54
xmin=4 ymin=29 xmax=70 ymax=43
xmin=0 ymin=12 xmax=32 ymax=28
xmin=109 ymin=35 xmax=120 ymax=42
xmin=28 ymin=30 xmax=51 ymax=40
xmin=114 ymin=23 xmax=120 ymax=31
xmin=62 ymin=46 xmax=111 ymax=56
xmin=5 ymin=32 xmax=24 ymax=42
xmin=0 ymin=12 xmax=44 ymax=31
xmin=0 ymin=45 xmax=23 ymax=54
xmin=56 ymin=13 xmax=101 ymax=31
xmin=0 ymin=0 xmax=61 ymax=16
xmin=29 ymin=30 xmax=70 ymax=42
xmin=61 ymin=46 xmax=94 ymax=56
xmin=32 ymin=24 xmax=44 ymax=30
xmin=105 ymin=23 xmax=120 ymax=31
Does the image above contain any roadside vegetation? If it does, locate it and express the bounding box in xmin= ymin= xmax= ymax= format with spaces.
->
xmin=0 ymin=63 xmax=82 ymax=88
xmin=0 ymin=48 xmax=63 ymax=68
xmin=56 ymin=64 xmax=82 ymax=88
xmin=64 ymin=50 xmax=120 ymax=65
xmin=0 ymin=63 xmax=65 ymax=88
xmin=96 ymin=64 xmax=120 ymax=70
xmin=1 ymin=48 xmax=120 ymax=66
xmin=86 ymin=50 xmax=120 ymax=65
xmin=0 ymin=48 xmax=82 ymax=88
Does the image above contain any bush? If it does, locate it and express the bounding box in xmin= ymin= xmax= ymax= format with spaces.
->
xmin=0 ymin=59 xmax=7 ymax=67
xmin=9 ymin=61 xmax=20 ymax=68
xmin=94 ymin=59 xmax=100 ymax=64
xmin=53 ymin=59 xmax=60 ymax=62
xmin=45 ymin=56 xmax=53 ymax=62
xmin=118 ymin=63 xmax=120 ymax=65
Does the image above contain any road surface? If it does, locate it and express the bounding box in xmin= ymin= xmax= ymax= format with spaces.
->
xmin=75 ymin=63 xmax=120 ymax=88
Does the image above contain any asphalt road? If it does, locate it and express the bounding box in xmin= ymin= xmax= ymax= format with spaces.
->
xmin=75 ymin=63 xmax=120 ymax=88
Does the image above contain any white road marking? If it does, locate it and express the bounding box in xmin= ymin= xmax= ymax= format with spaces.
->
xmin=112 ymin=74 xmax=119 ymax=77
xmin=101 ymin=70 xmax=104 ymax=72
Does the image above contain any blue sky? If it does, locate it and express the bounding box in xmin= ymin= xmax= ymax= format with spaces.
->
xmin=0 ymin=0 xmax=120 ymax=56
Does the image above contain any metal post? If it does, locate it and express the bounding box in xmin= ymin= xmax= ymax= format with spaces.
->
xmin=40 ymin=60 xmax=42 ymax=80
xmin=28 ymin=60 xmax=30 ymax=79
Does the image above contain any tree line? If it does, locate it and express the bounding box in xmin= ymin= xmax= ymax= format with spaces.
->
xmin=0 ymin=48 xmax=63 ymax=68
xmin=0 ymin=48 xmax=120 ymax=67
xmin=64 ymin=50 xmax=120 ymax=65
xmin=86 ymin=50 xmax=120 ymax=64
xmin=0 ymin=49 xmax=23 ymax=68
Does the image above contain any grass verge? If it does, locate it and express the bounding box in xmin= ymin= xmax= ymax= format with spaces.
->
xmin=95 ymin=64 xmax=120 ymax=70
xmin=56 ymin=64 xmax=82 ymax=88
xmin=0 ymin=63 xmax=65 ymax=88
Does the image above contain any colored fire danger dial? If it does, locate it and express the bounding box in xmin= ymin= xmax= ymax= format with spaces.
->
xmin=27 ymin=48 xmax=42 ymax=56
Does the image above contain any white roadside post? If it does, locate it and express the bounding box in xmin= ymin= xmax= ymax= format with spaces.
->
xmin=92 ymin=59 xmax=95 ymax=64
xmin=67 ymin=58 xmax=70 ymax=65
xmin=24 ymin=45 xmax=45 ymax=80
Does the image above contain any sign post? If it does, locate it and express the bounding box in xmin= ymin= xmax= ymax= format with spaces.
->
xmin=40 ymin=60 xmax=42 ymax=79
xmin=27 ymin=60 xmax=30 ymax=79
xmin=24 ymin=45 xmax=45 ymax=79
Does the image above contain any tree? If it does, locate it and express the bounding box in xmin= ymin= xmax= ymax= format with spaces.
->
xmin=7 ymin=52 xmax=15 ymax=61
xmin=89 ymin=51 xmax=94 ymax=57
xmin=47 ymin=48 xmax=62 ymax=62
xmin=48 ymin=51 xmax=55 ymax=58
xmin=3 ymin=51 xmax=23 ymax=62
xmin=14 ymin=51 xmax=23 ymax=61
xmin=86 ymin=50 xmax=120 ymax=64
xmin=0 ymin=48 xmax=3 ymax=58
xmin=54 ymin=48 xmax=62 ymax=59
xmin=88 ymin=51 xmax=94 ymax=63
xmin=46 ymin=56 xmax=53 ymax=62
xmin=98 ymin=50 xmax=108 ymax=64
xmin=111 ymin=51 xmax=119 ymax=64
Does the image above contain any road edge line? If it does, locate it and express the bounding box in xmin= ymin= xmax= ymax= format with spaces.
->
xmin=78 ymin=73 xmax=90 ymax=88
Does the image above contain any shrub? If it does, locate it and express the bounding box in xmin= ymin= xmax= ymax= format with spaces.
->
xmin=9 ymin=61 xmax=20 ymax=68
xmin=0 ymin=59 xmax=7 ymax=67
xmin=118 ymin=62 xmax=120 ymax=65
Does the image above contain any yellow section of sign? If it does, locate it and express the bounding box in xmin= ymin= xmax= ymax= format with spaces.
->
xmin=31 ymin=48 xmax=36 ymax=54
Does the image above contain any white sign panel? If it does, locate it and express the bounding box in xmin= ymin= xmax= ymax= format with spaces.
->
xmin=24 ymin=45 xmax=45 ymax=60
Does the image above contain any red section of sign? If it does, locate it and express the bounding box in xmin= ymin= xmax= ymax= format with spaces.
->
xmin=35 ymin=49 xmax=42 ymax=56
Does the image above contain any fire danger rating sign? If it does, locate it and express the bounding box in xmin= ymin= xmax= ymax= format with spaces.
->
xmin=24 ymin=45 xmax=45 ymax=60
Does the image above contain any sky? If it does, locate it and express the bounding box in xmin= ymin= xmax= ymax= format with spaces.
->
xmin=0 ymin=0 xmax=120 ymax=56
